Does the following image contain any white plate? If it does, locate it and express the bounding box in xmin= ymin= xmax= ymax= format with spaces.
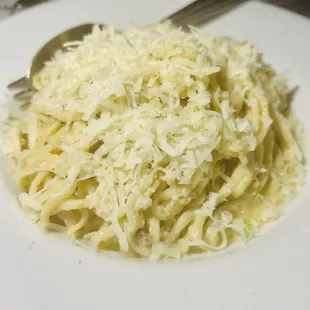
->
xmin=1 ymin=1 xmax=310 ymax=309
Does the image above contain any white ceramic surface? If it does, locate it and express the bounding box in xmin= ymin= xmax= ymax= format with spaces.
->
xmin=0 ymin=1 xmax=310 ymax=309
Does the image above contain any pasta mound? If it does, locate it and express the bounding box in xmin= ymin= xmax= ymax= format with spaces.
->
xmin=1 ymin=22 xmax=305 ymax=259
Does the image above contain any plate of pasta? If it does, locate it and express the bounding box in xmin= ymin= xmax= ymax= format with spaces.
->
xmin=0 ymin=0 xmax=310 ymax=309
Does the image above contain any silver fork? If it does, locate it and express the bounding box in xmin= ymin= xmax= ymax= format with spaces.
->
xmin=8 ymin=0 xmax=248 ymax=100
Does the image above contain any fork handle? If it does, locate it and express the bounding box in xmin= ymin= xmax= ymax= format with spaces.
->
xmin=164 ymin=0 xmax=248 ymax=28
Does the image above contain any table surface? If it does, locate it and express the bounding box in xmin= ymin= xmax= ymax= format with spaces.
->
xmin=0 ymin=0 xmax=309 ymax=22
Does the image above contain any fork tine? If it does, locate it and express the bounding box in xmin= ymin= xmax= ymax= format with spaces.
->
xmin=7 ymin=76 xmax=29 ymax=89
xmin=13 ymin=88 xmax=34 ymax=101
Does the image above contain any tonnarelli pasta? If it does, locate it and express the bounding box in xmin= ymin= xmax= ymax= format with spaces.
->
xmin=0 ymin=22 xmax=305 ymax=259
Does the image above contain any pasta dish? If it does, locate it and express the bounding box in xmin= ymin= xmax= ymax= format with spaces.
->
xmin=0 ymin=22 xmax=305 ymax=259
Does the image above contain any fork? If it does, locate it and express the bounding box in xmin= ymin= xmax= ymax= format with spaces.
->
xmin=8 ymin=0 xmax=248 ymax=100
